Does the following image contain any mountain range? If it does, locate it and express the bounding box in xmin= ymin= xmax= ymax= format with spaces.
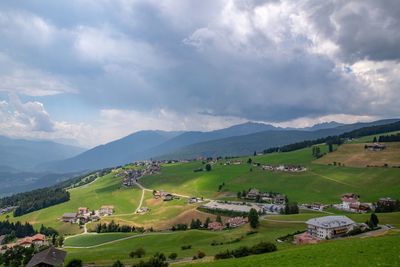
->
xmin=36 ymin=119 xmax=398 ymax=172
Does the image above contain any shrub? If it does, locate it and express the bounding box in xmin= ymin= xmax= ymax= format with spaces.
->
xmin=181 ymin=245 xmax=192 ymax=250
xmin=214 ymin=250 xmax=233 ymax=260
xmin=197 ymin=251 xmax=206 ymax=259
xmin=251 ymin=242 xmax=277 ymax=254
xmin=168 ymin=252 xmax=178 ymax=260
xmin=66 ymin=259 xmax=83 ymax=267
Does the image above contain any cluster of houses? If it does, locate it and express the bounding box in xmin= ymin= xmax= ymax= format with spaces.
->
xmin=122 ymin=161 xmax=161 ymax=187
xmin=261 ymin=164 xmax=307 ymax=172
xmin=207 ymin=217 xmax=249 ymax=231
xmin=294 ymin=215 xmax=359 ymax=244
xmin=244 ymin=188 xmax=287 ymax=204
xmin=0 ymin=233 xmax=48 ymax=250
xmin=364 ymin=143 xmax=386 ymax=151
xmin=61 ymin=205 xmax=114 ymax=224
xmin=333 ymin=193 xmax=373 ymax=213
xmin=188 ymin=197 xmax=204 ymax=204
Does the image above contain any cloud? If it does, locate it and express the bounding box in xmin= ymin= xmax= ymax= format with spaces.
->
xmin=0 ymin=0 xmax=399 ymax=146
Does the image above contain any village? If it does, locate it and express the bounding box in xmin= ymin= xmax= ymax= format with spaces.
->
xmin=61 ymin=205 xmax=114 ymax=225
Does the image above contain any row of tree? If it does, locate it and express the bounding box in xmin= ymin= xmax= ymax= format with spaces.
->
xmin=263 ymin=121 xmax=400 ymax=154
xmin=373 ymin=133 xmax=400 ymax=143
xmin=214 ymin=241 xmax=277 ymax=260
xmin=95 ymin=221 xmax=144 ymax=233
xmin=0 ymin=220 xmax=35 ymax=238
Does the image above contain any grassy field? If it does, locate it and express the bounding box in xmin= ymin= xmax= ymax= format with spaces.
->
xmin=141 ymin=146 xmax=400 ymax=204
xmin=0 ymin=171 xmax=142 ymax=235
xmin=184 ymin=232 xmax=400 ymax=267
xmin=63 ymin=212 xmax=400 ymax=265
xmin=315 ymin=142 xmax=400 ymax=167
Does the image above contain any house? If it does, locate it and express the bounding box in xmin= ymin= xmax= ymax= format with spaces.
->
xmin=274 ymin=194 xmax=286 ymax=205
xmin=137 ymin=207 xmax=150 ymax=214
xmin=17 ymin=234 xmax=47 ymax=248
xmin=77 ymin=207 xmax=90 ymax=215
xmin=305 ymin=215 xmax=356 ymax=239
xmin=246 ymin=188 xmax=260 ymax=200
xmin=365 ymin=143 xmax=386 ymax=151
xmin=378 ymin=197 xmax=397 ymax=206
xmin=228 ymin=217 xmax=248 ymax=228
xmin=26 ymin=247 xmax=67 ymax=267
xmin=61 ymin=212 xmax=77 ymax=223
xmin=341 ymin=193 xmax=359 ymax=209
xmin=100 ymin=205 xmax=114 ymax=216
xmin=208 ymin=221 xmax=224 ymax=231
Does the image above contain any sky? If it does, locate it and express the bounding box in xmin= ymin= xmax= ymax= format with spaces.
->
xmin=0 ymin=0 xmax=399 ymax=148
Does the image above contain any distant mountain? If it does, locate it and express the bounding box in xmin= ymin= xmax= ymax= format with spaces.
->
xmin=0 ymin=136 xmax=85 ymax=172
xmin=39 ymin=119 xmax=399 ymax=172
xmin=40 ymin=122 xmax=278 ymax=172
xmin=157 ymin=119 xmax=400 ymax=159
xmin=303 ymin=121 xmax=345 ymax=131
xmin=39 ymin=130 xmax=182 ymax=172
xmin=0 ymin=171 xmax=78 ymax=197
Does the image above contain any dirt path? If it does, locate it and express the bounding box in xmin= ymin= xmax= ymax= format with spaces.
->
xmin=308 ymin=171 xmax=356 ymax=187
xmin=63 ymin=232 xmax=177 ymax=249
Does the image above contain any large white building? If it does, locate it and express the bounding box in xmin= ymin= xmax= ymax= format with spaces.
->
xmin=306 ymin=216 xmax=356 ymax=239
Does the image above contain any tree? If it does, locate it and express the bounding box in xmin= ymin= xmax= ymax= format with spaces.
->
xmin=197 ymin=251 xmax=206 ymax=259
xmin=204 ymin=217 xmax=211 ymax=228
xmin=247 ymin=158 xmax=252 ymax=164
xmin=112 ymin=260 xmax=124 ymax=267
xmin=248 ymin=208 xmax=259 ymax=228
xmin=205 ymin=164 xmax=212 ymax=171
xmin=130 ymin=247 xmax=145 ymax=258
xmin=216 ymin=215 xmax=222 ymax=223
xmin=237 ymin=191 xmax=242 ymax=198
xmin=168 ymin=252 xmax=178 ymax=260
xmin=370 ymin=213 xmax=379 ymax=228
xmin=57 ymin=235 xmax=64 ymax=247
xmin=328 ymin=143 xmax=333 ymax=152
xmin=253 ymin=151 xmax=257 ymax=156
xmin=66 ymin=259 xmax=83 ymax=267
xmin=373 ymin=136 xmax=377 ymax=142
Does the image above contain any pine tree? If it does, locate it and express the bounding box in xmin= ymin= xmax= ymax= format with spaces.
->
xmin=248 ymin=208 xmax=259 ymax=228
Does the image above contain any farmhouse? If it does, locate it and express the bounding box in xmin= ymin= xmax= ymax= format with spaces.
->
xmin=246 ymin=188 xmax=260 ymax=200
xmin=208 ymin=221 xmax=225 ymax=231
xmin=100 ymin=205 xmax=114 ymax=216
xmin=77 ymin=207 xmax=90 ymax=215
xmin=306 ymin=215 xmax=356 ymax=239
xmin=378 ymin=197 xmax=397 ymax=206
xmin=365 ymin=143 xmax=386 ymax=151
xmin=26 ymin=247 xmax=66 ymax=267
xmin=341 ymin=193 xmax=359 ymax=210
xmin=17 ymin=234 xmax=47 ymax=248
xmin=61 ymin=212 xmax=77 ymax=223
xmin=228 ymin=217 xmax=248 ymax=228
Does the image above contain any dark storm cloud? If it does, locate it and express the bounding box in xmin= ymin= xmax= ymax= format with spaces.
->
xmin=0 ymin=0 xmax=399 ymax=125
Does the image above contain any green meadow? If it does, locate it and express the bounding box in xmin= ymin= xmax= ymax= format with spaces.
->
xmin=185 ymin=232 xmax=400 ymax=267
xmin=0 ymin=171 xmax=142 ymax=235
xmin=141 ymin=146 xmax=400 ymax=203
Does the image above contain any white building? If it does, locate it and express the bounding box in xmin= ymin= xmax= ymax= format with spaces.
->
xmin=306 ymin=216 xmax=356 ymax=239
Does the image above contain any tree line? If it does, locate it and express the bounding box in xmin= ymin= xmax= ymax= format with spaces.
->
xmin=263 ymin=121 xmax=400 ymax=154
xmin=376 ymin=133 xmax=400 ymax=142
xmin=0 ymin=168 xmax=114 ymax=217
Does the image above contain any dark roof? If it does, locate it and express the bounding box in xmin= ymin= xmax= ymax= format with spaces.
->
xmin=26 ymin=247 xmax=67 ymax=267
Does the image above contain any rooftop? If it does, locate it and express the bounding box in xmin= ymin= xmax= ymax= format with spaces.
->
xmin=306 ymin=216 xmax=355 ymax=229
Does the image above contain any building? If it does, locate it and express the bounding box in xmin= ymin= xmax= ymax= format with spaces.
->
xmin=378 ymin=197 xmax=397 ymax=206
xmin=274 ymin=194 xmax=286 ymax=205
xmin=365 ymin=143 xmax=386 ymax=151
xmin=26 ymin=247 xmax=67 ymax=267
xmin=341 ymin=193 xmax=359 ymax=210
xmin=77 ymin=207 xmax=90 ymax=215
xmin=61 ymin=212 xmax=77 ymax=223
xmin=100 ymin=205 xmax=114 ymax=216
xmin=305 ymin=215 xmax=356 ymax=239
xmin=228 ymin=217 xmax=248 ymax=228
xmin=208 ymin=221 xmax=224 ymax=231
xmin=17 ymin=234 xmax=47 ymax=248
xmin=246 ymin=188 xmax=260 ymax=200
